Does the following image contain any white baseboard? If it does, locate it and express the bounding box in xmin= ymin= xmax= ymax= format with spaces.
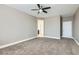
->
xmin=0 ymin=36 xmax=37 ymax=49
xmin=44 ymin=36 xmax=60 ymax=39
xmin=73 ymin=37 xmax=79 ymax=45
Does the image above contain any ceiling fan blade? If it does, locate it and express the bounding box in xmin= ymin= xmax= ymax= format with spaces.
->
xmin=43 ymin=10 xmax=47 ymax=13
xmin=37 ymin=4 xmax=41 ymax=9
xmin=42 ymin=7 xmax=51 ymax=10
xmin=31 ymin=9 xmax=39 ymax=11
xmin=38 ymin=11 xmax=40 ymax=14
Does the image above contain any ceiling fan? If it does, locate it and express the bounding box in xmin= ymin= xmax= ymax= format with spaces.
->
xmin=31 ymin=4 xmax=51 ymax=14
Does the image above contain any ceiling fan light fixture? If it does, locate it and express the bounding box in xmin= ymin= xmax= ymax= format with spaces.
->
xmin=39 ymin=9 xmax=42 ymax=12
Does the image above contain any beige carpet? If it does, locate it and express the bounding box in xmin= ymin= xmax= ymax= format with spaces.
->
xmin=0 ymin=37 xmax=79 ymax=55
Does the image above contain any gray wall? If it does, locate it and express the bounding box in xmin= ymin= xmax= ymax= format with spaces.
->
xmin=73 ymin=8 xmax=79 ymax=42
xmin=63 ymin=16 xmax=73 ymax=21
xmin=0 ymin=5 xmax=37 ymax=46
xmin=44 ymin=16 xmax=60 ymax=39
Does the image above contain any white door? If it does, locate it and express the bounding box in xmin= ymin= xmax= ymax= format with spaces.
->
xmin=37 ymin=19 xmax=44 ymax=37
xmin=63 ymin=21 xmax=72 ymax=38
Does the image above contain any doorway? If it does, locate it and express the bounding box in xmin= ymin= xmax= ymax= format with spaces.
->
xmin=62 ymin=21 xmax=72 ymax=38
xmin=37 ymin=19 xmax=44 ymax=37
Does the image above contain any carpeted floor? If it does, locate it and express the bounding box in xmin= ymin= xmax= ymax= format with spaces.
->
xmin=0 ymin=37 xmax=79 ymax=55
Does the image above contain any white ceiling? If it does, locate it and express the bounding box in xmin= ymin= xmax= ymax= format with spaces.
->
xmin=6 ymin=4 xmax=79 ymax=18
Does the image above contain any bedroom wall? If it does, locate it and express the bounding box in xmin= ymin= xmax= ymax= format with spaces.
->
xmin=73 ymin=8 xmax=79 ymax=43
xmin=44 ymin=16 xmax=60 ymax=39
xmin=0 ymin=5 xmax=37 ymax=46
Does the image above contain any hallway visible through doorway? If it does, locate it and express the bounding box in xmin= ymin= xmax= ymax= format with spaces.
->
xmin=37 ymin=19 xmax=44 ymax=37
